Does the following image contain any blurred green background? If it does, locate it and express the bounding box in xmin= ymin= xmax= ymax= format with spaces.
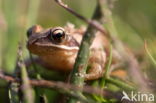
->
xmin=0 ymin=0 xmax=156 ymax=102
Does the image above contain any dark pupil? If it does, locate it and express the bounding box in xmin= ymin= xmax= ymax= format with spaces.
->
xmin=53 ymin=32 xmax=63 ymax=38
xmin=50 ymin=30 xmax=65 ymax=43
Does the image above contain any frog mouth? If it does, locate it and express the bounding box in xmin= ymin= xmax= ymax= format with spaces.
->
xmin=35 ymin=42 xmax=79 ymax=51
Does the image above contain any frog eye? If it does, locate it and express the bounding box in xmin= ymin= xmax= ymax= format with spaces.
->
xmin=50 ymin=28 xmax=65 ymax=43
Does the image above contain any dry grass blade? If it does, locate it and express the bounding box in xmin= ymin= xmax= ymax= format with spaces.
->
xmin=17 ymin=45 xmax=34 ymax=103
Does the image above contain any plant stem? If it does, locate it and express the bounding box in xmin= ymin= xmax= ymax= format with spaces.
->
xmin=68 ymin=2 xmax=103 ymax=103
xmin=100 ymin=45 xmax=113 ymax=88
xmin=9 ymin=82 xmax=20 ymax=103
xmin=99 ymin=0 xmax=150 ymax=92
xmin=18 ymin=45 xmax=34 ymax=103
xmin=144 ymin=41 xmax=156 ymax=67
xmin=104 ymin=45 xmax=113 ymax=78
xmin=106 ymin=77 xmax=135 ymax=91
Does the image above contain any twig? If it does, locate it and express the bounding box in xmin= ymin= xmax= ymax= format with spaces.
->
xmin=0 ymin=71 xmax=105 ymax=103
xmin=0 ymin=72 xmax=95 ymax=103
xmin=0 ymin=70 xmax=129 ymax=99
xmin=0 ymin=70 xmax=16 ymax=82
xmin=55 ymin=0 xmax=109 ymax=38
xmin=0 ymin=71 xmax=103 ymax=95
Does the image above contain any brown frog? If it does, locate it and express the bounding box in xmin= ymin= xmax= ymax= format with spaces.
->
xmin=27 ymin=24 xmax=110 ymax=80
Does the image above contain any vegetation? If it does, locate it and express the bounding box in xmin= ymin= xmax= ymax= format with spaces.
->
xmin=0 ymin=0 xmax=156 ymax=103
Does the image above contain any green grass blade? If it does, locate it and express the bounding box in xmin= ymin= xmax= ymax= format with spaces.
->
xmin=144 ymin=41 xmax=156 ymax=67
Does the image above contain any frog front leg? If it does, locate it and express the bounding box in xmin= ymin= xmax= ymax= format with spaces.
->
xmin=84 ymin=49 xmax=106 ymax=80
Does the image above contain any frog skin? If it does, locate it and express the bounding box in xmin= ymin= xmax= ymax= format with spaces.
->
xmin=27 ymin=24 xmax=109 ymax=80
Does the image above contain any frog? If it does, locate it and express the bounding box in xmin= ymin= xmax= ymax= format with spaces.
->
xmin=27 ymin=24 xmax=110 ymax=80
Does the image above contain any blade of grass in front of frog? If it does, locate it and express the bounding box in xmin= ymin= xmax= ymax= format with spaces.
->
xmin=92 ymin=95 xmax=107 ymax=103
xmin=29 ymin=53 xmax=42 ymax=79
xmin=92 ymin=50 xmax=130 ymax=103
xmin=106 ymin=77 xmax=135 ymax=91
xmin=20 ymin=61 xmax=34 ymax=103
xmin=91 ymin=80 xmax=108 ymax=103
xmin=9 ymin=82 xmax=20 ymax=103
xmin=18 ymin=45 xmax=34 ymax=103
xmin=144 ymin=40 xmax=156 ymax=67
xmin=99 ymin=45 xmax=135 ymax=92
xmin=29 ymin=53 xmax=48 ymax=103
xmin=91 ymin=45 xmax=112 ymax=103
xmin=67 ymin=2 xmax=102 ymax=103
xmin=100 ymin=45 xmax=113 ymax=88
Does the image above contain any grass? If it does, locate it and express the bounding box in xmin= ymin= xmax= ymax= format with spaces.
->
xmin=0 ymin=0 xmax=156 ymax=103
